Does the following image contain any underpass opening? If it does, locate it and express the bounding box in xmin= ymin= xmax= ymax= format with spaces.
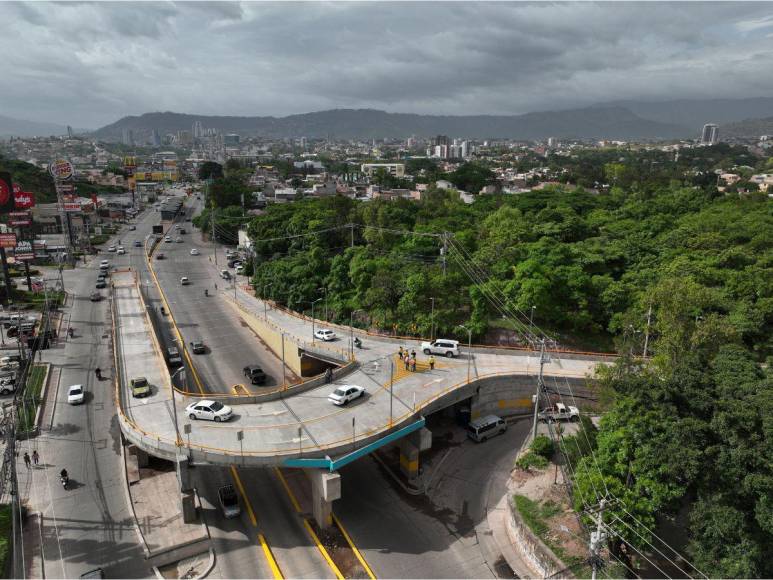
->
xmin=299 ymin=352 xmax=340 ymax=378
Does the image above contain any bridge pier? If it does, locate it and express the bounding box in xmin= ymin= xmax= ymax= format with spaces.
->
xmin=309 ymin=469 xmax=341 ymax=529
xmin=176 ymin=457 xmax=197 ymax=523
xmin=399 ymin=427 xmax=432 ymax=481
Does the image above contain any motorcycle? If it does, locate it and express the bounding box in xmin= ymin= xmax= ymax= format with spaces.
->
xmin=160 ymin=306 xmax=166 ymax=315
xmin=354 ymin=337 xmax=362 ymax=349
xmin=67 ymin=327 xmax=74 ymax=338
xmin=204 ymin=289 xmax=208 ymax=297
xmin=60 ymin=475 xmax=69 ymax=489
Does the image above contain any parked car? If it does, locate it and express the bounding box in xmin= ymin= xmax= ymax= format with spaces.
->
xmin=130 ymin=377 xmax=151 ymax=398
xmin=68 ymin=384 xmax=85 ymax=405
xmin=218 ymin=485 xmax=241 ymax=518
xmin=190 ymin=341 xmax=206 ymax=354
xmin=227 ymin=258 xmax=242 ymax=268
xmin=185 ymin=400 xmax=233 ymax=422
xmin=107 ymin=246 xmax=116 ymax=252
xmin=421 ymin=339 xmax=460 ymax=358
xmin=190 ymin=248 xmax=200 ymax=256
xmin=314 ymin=328 xmax=336 ymax=341
xmin=328 ymin=385 xmax=365 ymax=406
xmin=220 ymin=270 xmax=231 ymax=280
xmin=129 ymin=225 xmax=136 ymax=231
xmin=243 ymin=365 xmax=266 ymax=385
xmin=235 ymin=264 xmax=245 ymax=275
xmin=95 ymin=280 xmax=107 ymax=289
xmin=0 ymin=379 xmax=16 ymax=396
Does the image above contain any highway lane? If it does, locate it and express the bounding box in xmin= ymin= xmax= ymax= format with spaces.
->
xmin=335 ymin=417 xmax=529 ymax=578
xmin=16 ymin=220 xmax=149 ymax=578
xmin=148 ymin=206 xmax=289 ymax=394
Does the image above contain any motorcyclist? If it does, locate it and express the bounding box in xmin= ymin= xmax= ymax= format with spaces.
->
xmin=354 ymin=337 xmax=362 ymax=348
xmin=204 ymin=289 xmax=208 ymax=297
xmin=60 ymin=468 xmax=68 ymax=481
xmin=95 ymin=367 xmax=102 ymax=379
xmin=67 ymin=327 xmax=74 ymax=338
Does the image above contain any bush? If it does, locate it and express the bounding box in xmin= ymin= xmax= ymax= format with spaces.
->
xmin=531 ymin=434 xmax=555 ymax=459
xmin=516 ymin=451 xmax=549 ymax=470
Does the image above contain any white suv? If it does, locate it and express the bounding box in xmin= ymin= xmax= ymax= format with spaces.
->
xmin=421 ymin=339 xmax=460 ymax=358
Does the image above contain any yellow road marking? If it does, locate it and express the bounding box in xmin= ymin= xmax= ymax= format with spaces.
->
xmin=230 ymin=465 xmax=257 ymax=526
xmin=273 ymin=467 xmax=302 ymax=513
xmin=303 ymin=519 xmax=344 ymax=580
xmin=259 ymin=533 xmax=284 ymax=579
xmin=332 ymin=513 xmax=376 ymax=579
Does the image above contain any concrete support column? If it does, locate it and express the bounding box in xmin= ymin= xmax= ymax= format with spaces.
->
xmin=135 ymin=448 xmax=149 ymax=468
xmin=176 ymin=457 xmax=193 ymax=492
xmin=181 ymin=491 xmax=197 ymax=523
xmin=310 ymin=470 xmax=341 ymax=529
xmin=399 ymin=427 xmax=432 ymax=481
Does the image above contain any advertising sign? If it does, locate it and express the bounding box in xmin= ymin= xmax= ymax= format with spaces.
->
xmin=63 ymin=202 xmax=81 ymax=212
xmin=0 ymin=172 xmax=15 ymax=214
xmin=55 ymin=182 xmax=75 ymax=194
xmin=48 ymin=159 xmax=74 ymax=181
xmin=13 ymin=189 xmax=34 ymax=209
xmin=13 ymin=241 xmax=34 ymax=261
xmin=9 ymin=212 xmax=31 ymax=226
xmin=0 ymin=233 xmax=17 ymax=248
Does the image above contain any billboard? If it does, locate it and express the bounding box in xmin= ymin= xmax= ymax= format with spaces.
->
xmin=0 ymin=233 xmax=17 ymax=248
xmin=9 ymin=212 xmax=31 ymax=226
xmin=13 ymin=185 xmax=34 ymax=209
xmin=48 ymin=159 xmax=74 ymax=181
xmin=13 ymin=241 xmax=34 ymax=261
xmin=0 ymin=172 xmax=15 ymax=214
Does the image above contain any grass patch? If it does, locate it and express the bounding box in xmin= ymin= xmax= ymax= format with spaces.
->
xmin=513 ymin=494 xmax=591 ymax=577
xmin=90 ymin=234 xmax=110 ymax=246
xmin=18 ymin=364 xmax=47 ymax=433
xmin=516 ymin=451 xmax=549 ymax=470
xmin=0 ymin=504 xmax=10 ymax=575
xmin=9 ymin=290 xmax=64 ymax=311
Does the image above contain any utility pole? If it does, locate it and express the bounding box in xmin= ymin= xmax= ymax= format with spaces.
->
xmin=210 ymin=203 xmax=217 ymax=266
xmin=441 ymin=232 xmax=448 ymax=276
xmin=643 ymin=303 xmax=652 ymax=358
xmin=350 ymin=223 xmax=354 ymax=248
xmin=590 ymin=499 xmax=607 ymax=580
xmin=389 ymin=358 xmax=394 ymax=428
xmin=531 ymin=339 xmax=547 ymax=441
xmin=430 ymin=297 xmax=435 ymax=341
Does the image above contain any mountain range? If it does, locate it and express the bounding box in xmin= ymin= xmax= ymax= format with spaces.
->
xmin=0 ymin=115 xmax=71 ymax=138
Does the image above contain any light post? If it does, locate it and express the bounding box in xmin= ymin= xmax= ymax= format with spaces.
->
xmin=529 ymin=305 xmax=536 ymax=335
xmin=456 ymin=325 xmax=473 ymax=384
xmin=170 ymin=367 xmax=185 ymax=447
xmin=263 ymin=283 xmax=273 ymax=319
xmin=350 ymin=308 xmax=364 ymax=359
xmin=389 ymin=357 xmax=394 ymax=428
xmin=310 ymin=298 xmax=322 ymax=342
xmin=430 ymin=297 xmax=435 ymax=341
xmin=318 ymin=287 xmax=328 ymax=321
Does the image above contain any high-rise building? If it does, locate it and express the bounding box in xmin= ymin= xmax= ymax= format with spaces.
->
xmin=193 ymin=121 xmax=204 ymax=138
xmin=121 ymin=128 xmax=134 ymax=146
xmin=151 ymin=129 xmax=162 ymax=147
xmin=434 ymin=135 xmax=450 ymax=147
xmin=223 ymin=133 xmax=240 ymax=146
xmin=67 ymin=125 xmax=74 ymax=139
xmin=701 ymin=123 xmax=719 ymax=145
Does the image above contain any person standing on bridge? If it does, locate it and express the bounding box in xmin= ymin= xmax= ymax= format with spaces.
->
xmin=410 ymin=355 xmax=417 ymax=372
xmin=404 ymin=353 xmax=410 ymax=371
xmin=429 ymin=356 xmax=435 ymax=371
xmin=398 ymin=346 xmax=404 ymax=358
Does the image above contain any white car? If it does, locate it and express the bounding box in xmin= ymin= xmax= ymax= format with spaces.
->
xmin=67 ymin=384 xmax=85 ymax=405
xmin=175 ymin=237 xmax=182 ymax=243
xmin=328 ymin=385 xmax=365 ymax=406
xmin=235 ymin=264 xmax=245 ymax=275
xmin=116 ymin=246 xmax=125 ymax=255
xmin=185 ymin=400 xmax=233 ymax=422
xmin=421 ymin=339 xmax=460 ymax=358
xmin=190 ymin=248 xmax=200 ymax=256
xmin=314 ymin=329 xmax=336 ymax=341
xmin=107 ymin=245 xmax=116 ymax=252
xmin=180 ymin=276 xmax=190 ymax=285
xmin=99 ymin=260 xmax=110 ymax=269
xmin=164 ymin=236 xmax=172 ymax=243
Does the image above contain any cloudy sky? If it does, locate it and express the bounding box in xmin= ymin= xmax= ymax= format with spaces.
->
xmin=2 ymin=1 xmax=773 ymax=128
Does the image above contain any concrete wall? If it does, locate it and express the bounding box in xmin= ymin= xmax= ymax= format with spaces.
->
xmin=506 ymin=495 xmax=571 ymax=578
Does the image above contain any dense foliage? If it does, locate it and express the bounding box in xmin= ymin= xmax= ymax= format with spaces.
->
xmin=245 ymin=184 xmax=771 ymax=355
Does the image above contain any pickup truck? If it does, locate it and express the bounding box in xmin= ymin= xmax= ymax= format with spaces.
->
xmin=218 ymin=485 xmax=241 ymax=518
xmin=538 ymin=403 xmax=580 ymax=423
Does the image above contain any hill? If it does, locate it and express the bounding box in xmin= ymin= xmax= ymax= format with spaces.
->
xmin=599 ymin=97 xmax=773 ymax=134
xmin=0 ymin=156 xmax=57 ymax=203
xmin=720 ymin=116 xmax=773 ymax=139
xmin=0 ymin=115 xmax=70 ymax=138
xmin=92 ymin=106 xmax=688 ymax=142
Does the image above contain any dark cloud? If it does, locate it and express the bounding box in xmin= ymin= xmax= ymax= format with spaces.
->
xmin=1 ymin=1 xmax=772 ymax=128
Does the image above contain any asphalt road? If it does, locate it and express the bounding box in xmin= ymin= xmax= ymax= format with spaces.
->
xmin=336 ymin=417 xmax=529 ymax=578
xmin=15 ymin=214 xmax=150 ymax=578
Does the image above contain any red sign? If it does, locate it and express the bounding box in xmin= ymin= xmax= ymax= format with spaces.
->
xmin=0 ymin=173 xmax=12 ymax=213
xmin=90 ymin=193 xmax=98 ymax=205
xmin=9 ymin=212 xmax=31 ymax=226
xmin=0 ymin=233 xmax=17 ymax=248
xmin=63 ymin=202 xmax=81 ymax=212
xmin=14 ymin=189 xmax=34 ymax=209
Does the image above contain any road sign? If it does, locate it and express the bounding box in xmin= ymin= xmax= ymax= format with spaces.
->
xmin=0 ymin=233 xmax=17 ymax=248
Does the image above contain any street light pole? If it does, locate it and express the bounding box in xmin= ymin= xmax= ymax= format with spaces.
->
xmin=318 ymin=287 xmax=328 ymax=321
xmin=350 ymin=308 xmax=363 ymax=360
xmin=389 ymin=358 xmax=394 ymax=428
xmin=456 ymin=325 xmax=473 ymax=384
xmin=263 ymin=283 xmax=273 ymax=320
xmin=430 ymin=297 xmax=435 ymax=341
xmin=171 ymin=367 xmax=185 ymax=447
xmin=529 ymin=305 xmax=536 ymax=335
xmin=531 ymin=339 xmax=546 ymax=441
xmin=311 ymin=298 xmax=321 ymax=342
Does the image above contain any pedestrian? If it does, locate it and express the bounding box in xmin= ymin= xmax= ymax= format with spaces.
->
xmin=404 ymin=354 xmax=410 ymax=371
xmin=32 ymin=450 xmax=39 ymax=466
xmin=429 ymin=356 xmax=435 ymax=370
xmin=411 ymin=349 xmax=416 ymax=359
xmin=398 ymin=346 xmax=403 ymax=358
xmin=23 ymin=452 xmax=31 ymax=469
xmin=410 ymin=356 xmax=416 ymax=372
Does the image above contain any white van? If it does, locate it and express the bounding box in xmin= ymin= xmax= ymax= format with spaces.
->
xmin=467 ymin=415 xmax=507 ymax=442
